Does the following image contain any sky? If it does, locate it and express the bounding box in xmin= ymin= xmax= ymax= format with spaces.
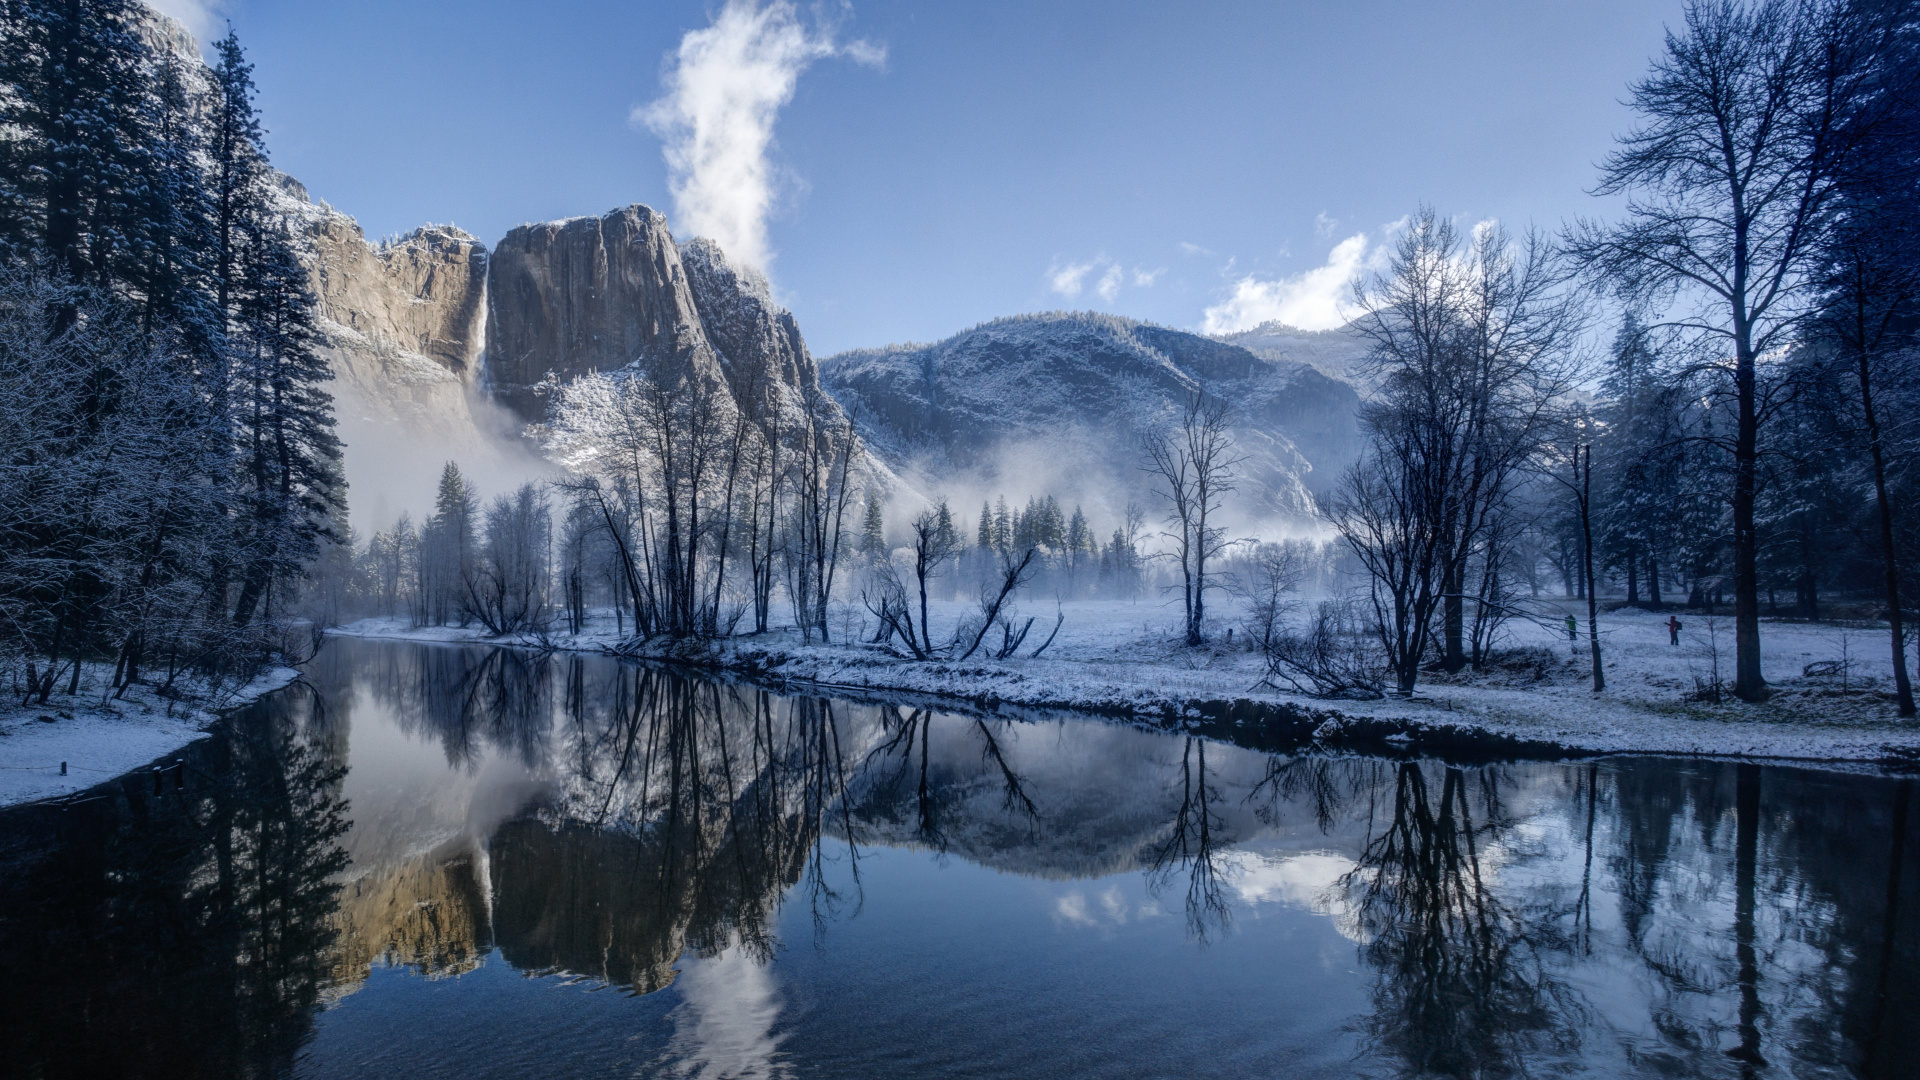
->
xmin=150 ymin=0 xmax=1687 ymax=356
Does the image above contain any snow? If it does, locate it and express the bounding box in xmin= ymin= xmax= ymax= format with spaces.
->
xmin=331 ymin=598 xmax=1920 ymax=766
xmin=0 ymin=665 xmax=301 ymax=808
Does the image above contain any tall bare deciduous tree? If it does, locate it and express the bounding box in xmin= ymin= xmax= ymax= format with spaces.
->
xmin=1567 ymin=0 xmax=1895 ymax=700
xmin=1145 ymin=390 xmax=1240 ymax=647
xmin=1334 ymin=210 xmax=1576 ymax=695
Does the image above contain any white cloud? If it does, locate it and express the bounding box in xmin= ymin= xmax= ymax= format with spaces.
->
xmin=1048 ymin=259 xmax=1096 ymax=298
xmin=1050 ymin=255 xmax=1143 ymax=305
xmin=1200 ymin=233 xmax=1375 ymax=334
xmin=1314 ymin=211 xmax=1339 ymax=238
xmin=1178 ymin=241 xmax=1213 ymax=256
xmin=638 ymin=0 xmax=883 ymax=274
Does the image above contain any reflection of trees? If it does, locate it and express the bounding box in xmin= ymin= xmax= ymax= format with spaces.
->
xmin=851 ymin=706 xmax=1039 ymax=852
xmin=1346 ymin=763 xmax=1576 ymax=1078
xmin=1247 ymin=754 xmax=1354 ymax=834
xmin=343 ymin=638 xmax=555 ymax=768
xmin=0 ymin=697 xmax=348 ymax=1079
xmin=1148 ymin=736 xmax=1231 ymax=941
xmin=488 ymin=667 xmax=859 ymax=993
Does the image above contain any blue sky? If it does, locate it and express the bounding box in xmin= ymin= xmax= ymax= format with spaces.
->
xmin=155 ymin=0 xmax=1685 ymax=355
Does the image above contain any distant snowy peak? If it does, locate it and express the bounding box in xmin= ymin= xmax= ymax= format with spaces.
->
xmin=1210 ymin=319 xmax=1372 ymax=386
xmin=820 ymin=312 xmax=1363 ymax=523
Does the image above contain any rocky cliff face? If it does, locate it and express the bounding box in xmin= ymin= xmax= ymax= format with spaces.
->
xmin=484 ymin=205 xmax=714 ymax=422
xmin=290 ymin=192 xmax=539 ymax=528
xmin=679 ymin=236 xmax=819 ymax=416
xmin=291 ymin=196 xmax=866 ymax=524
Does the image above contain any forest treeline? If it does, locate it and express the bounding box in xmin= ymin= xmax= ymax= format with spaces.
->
xmin=0 ymin=0 xmax=339 ymax=702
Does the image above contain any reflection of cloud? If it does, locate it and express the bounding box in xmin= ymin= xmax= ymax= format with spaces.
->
xmin=1055 ymin=891 xmax=1096 ymax=927
xmin=1053 ymin=884 xmax=1161 ymax=930
xmin=1226 ymin=851 xmax=1368 ymax=942
xmin=664 ymin=948 xmax=790 ymax=1079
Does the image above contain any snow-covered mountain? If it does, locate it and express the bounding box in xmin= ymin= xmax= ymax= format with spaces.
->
xmin=821 ymin=313 xmax=1362 ymax=526
xmin=1213 ymin=319 xmax=1374 ymax=385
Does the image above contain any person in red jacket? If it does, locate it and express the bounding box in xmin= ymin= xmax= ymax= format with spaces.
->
xmin=1667 ymin=614 xmax=1682 ymax=646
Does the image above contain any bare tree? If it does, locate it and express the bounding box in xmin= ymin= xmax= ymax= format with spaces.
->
xmin=465 ymin=484 xmax=553 ymax=636
xmin=1539 ymin=428 xmax=1607 ymax=692
xmin=1144 ymin=390 xmax=1241 ymax=646
xmin=1334 ymin=210 xmax=1577 ymax=694
xmin=1566 ymin=0 xmax=1895 ymax=700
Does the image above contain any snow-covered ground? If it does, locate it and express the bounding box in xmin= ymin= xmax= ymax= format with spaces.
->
xmin=0 ymin=665 xmax=301 ymax=808
xmin=330 ymin=597 xmax=1920 ymax=765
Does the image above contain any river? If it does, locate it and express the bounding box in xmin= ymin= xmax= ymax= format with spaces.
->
xmin=0 ymin=636 xmax=1913 ymax=1078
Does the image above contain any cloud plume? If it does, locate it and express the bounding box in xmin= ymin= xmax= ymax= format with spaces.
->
xmin=639 ymin=0 xmax=881 ymax=273
xmin=1201 ymin=233 xmax=1374 ymax=334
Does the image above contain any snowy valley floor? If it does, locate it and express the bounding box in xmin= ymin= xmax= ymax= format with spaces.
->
xmin=334 ymin=597 xmax=1920 ymax=768
xmin=0 ymin=665 xmax=300 ymax=808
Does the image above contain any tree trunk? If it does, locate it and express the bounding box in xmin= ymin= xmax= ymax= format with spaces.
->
xmin=1732 ymin=335 xmax=1765 ymax=700
xmin=1581 ymin=447 xmax=1603 ymax=693
xmin=1730 ymin=764 xmax=1766 ymax=1067
xmin=1858 ymin=349 xmax=1916 ymax=716
xmin=1442 ymin=556 xmax=1466 ymax=674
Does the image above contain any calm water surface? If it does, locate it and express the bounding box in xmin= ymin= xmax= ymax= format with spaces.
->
xmin=0 ymin=637 xmax=1915 ymax=1079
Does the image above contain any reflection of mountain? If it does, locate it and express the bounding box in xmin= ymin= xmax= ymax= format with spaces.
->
xmin=330 ymin=842 xmax=491 ymax=991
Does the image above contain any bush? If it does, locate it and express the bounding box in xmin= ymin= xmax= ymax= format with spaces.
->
xmin=1257 ymin=600 xmax=1387 ymax=700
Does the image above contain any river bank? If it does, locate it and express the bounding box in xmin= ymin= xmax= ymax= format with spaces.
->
xmin=0 ymin=665 xmax=302 ymax=808
xmin=331 ymin=600 xmax=1920 ymax=767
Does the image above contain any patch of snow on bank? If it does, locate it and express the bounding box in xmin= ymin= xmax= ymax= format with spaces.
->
xmin=0 ymin=665 xmax=300 ymax=808
xmin=329 ymin=600 xmax=1920 ymax=765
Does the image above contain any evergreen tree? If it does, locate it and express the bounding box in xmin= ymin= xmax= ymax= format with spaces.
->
xmin=0 ymin=0 xmax=156 ymax=286
xmin=1595 ymin=317 xmax=1682 ymax=605
xmin=420 ymin=462 xmax=477 ymax=625
xmin=207 ymin=30 xmax=262 ymax=320
xmin=228 ymin=208 xmax=342 ymax=625
xmin=859 ymin=489 xmax=886 ymax=562
xmin=934 ymin=499 xmax=958 ymax=554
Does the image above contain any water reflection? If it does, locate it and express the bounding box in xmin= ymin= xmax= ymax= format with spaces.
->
xmin=0 ymin=637 xmax=1915 ymax=1080
xmin=0 ymin=696 xmax=347 ymax=1079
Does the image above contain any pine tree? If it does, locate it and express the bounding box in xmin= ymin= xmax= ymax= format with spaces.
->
xmin=216 ymin=32 xmax=341 ymax=627
xmin=0 ymin=0 xmax=157 ymax=286
xmin=228 ymin=209 xmax=343 ymax=625
xmin=421 ymin=462 xmax=477 ymax=625
xmin=207 ymin=30 xmax=263 ymax=320
xmin=859 ymin=489 xmax=886 ymax=562
xmin=934 ymin=499 xmax=958 ymax=554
